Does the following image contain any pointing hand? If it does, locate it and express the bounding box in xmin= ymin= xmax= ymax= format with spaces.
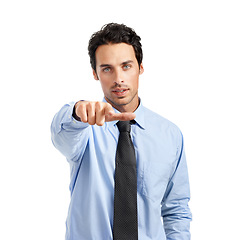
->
xmin=74 ymin=101 xmax=136 ymax=126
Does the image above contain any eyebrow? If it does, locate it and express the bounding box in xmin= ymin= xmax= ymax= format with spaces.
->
xmin=121 ymin=60 xmax=134 ymax=65
xmin=99 ymin=64 xmax=112 ymax=68
xmin=99 ymin=60 xmax=134 ymax=68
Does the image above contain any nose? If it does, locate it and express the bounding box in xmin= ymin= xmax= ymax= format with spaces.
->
xmin=114 ymin=68 xmax=124 ymax=85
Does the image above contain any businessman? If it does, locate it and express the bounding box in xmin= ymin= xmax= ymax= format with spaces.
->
xmin=51 ymin=23 xmax=192 ymax=240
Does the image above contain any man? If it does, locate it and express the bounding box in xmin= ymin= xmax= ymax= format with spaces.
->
xmin=51 ymin=23 xmax=192 ymax=240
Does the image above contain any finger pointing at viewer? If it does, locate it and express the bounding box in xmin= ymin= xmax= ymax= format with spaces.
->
xmin=73 ymin=101 xmax=136 ymax=126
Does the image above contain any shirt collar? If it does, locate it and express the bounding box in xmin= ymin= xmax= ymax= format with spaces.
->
xmin=102 ymin=97 xmax=145 ymax=130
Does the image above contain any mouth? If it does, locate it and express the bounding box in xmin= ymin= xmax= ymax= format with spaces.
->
xmin=112 ymin=88 xmax=129 ymax=97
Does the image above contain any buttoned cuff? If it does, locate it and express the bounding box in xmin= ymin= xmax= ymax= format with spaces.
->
xmin=57 ymin=102 xmax=89 ymax=133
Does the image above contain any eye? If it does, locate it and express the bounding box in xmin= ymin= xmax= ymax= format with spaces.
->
xmin=123 ymin=64 xmax=131 ymax=70
xmin=103 ymin=67 xmax=111 ymax=73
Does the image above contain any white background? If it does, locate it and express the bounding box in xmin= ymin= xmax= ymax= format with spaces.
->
xmin=0 ymin=0 xmax=239 ymax=239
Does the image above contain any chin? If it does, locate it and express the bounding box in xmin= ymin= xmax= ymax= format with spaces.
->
xmin=106 ymin=92 xmax=138 ymax=109
xmin=106 ymin=96 xmax=128 ymax=107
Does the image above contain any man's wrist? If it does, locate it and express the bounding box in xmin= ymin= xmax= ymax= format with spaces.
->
xmin=72 ymin=102 xmax=82 ymax=122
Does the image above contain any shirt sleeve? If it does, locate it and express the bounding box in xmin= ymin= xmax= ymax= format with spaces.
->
xmin=50 ymin=102 xmax=90 ymax=162
xmin=161 ymin=130 xmax=192 ymax=240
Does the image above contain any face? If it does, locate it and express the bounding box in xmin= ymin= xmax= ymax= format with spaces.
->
xmin=93 ymin=43 xmax=144 ymax=113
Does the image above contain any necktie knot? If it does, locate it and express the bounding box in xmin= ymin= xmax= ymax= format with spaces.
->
xmin=117 ymin=121 xmax=131 ymax=133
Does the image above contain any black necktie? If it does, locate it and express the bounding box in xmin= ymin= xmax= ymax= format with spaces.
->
xmin=113 ymin=121 xmax=138 ymax=240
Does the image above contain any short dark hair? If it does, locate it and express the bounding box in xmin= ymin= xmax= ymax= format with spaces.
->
xmin=88 ymin=23 xmax=143 ymax=72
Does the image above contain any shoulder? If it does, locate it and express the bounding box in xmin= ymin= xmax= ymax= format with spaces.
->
xmin=142 ymin=106 xmax=182 ymax=138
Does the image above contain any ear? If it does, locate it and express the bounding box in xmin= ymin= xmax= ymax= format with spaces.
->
xmin=139 ymin=63 xmax=144 ymax=75
xmin=92 ymin=69 xmax=99 ymax=80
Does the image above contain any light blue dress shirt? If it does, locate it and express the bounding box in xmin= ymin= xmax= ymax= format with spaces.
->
xmin=51 ymin=99 xmax=192 ymax=240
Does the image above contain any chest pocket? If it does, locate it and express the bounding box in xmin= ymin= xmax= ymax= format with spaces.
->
xmin=141 ymin=160 xmax=172 ymax=203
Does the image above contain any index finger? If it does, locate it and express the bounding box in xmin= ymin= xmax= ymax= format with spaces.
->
xmin=106 ymin=112 xmax=136 ymax=122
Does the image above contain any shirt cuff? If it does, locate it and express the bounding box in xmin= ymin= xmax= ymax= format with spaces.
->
xmin=61 ymin=102 xmax=89 ymax=130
